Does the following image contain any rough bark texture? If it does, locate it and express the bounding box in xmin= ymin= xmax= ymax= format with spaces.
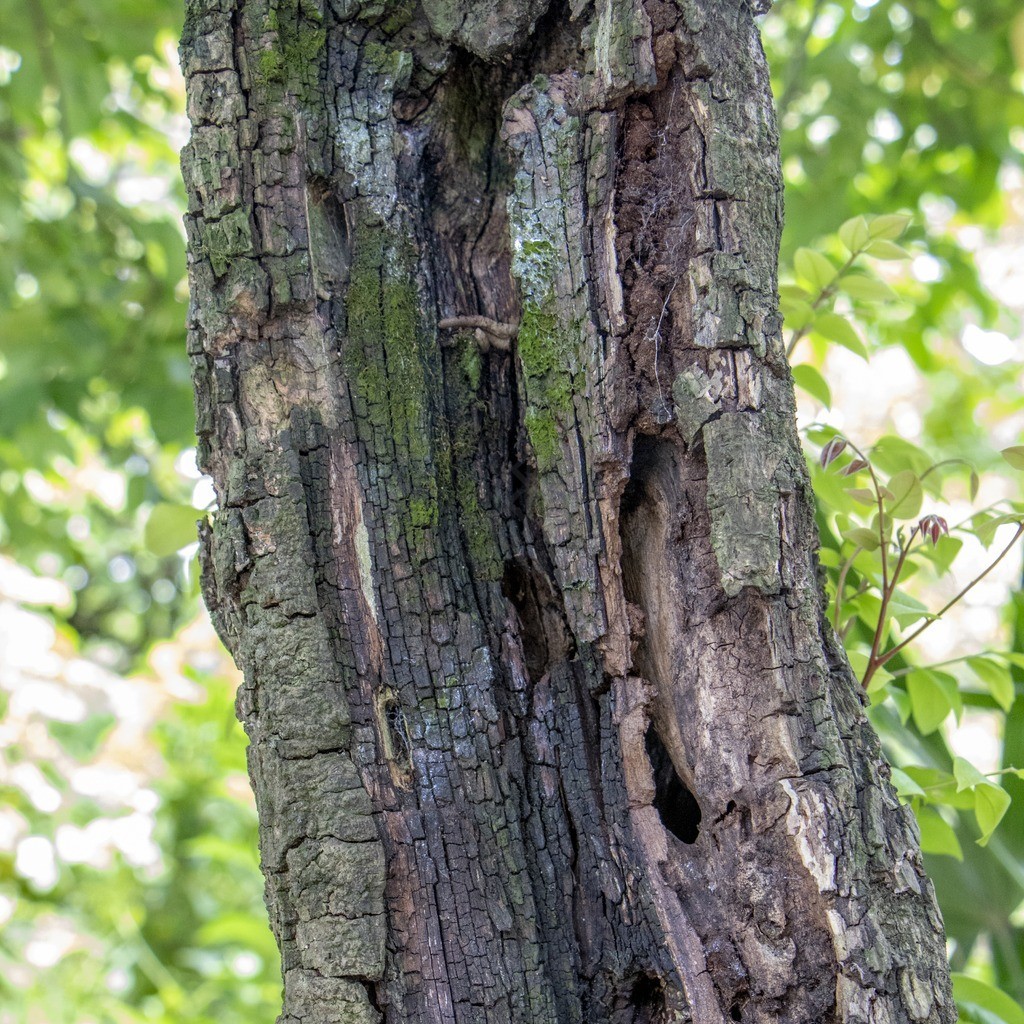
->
xmin=180 ymin=1 xmax=955 ymax=1022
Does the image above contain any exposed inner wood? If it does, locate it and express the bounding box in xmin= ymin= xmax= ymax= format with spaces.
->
xmin=181 ymin=1 xmax=955 ymax=1022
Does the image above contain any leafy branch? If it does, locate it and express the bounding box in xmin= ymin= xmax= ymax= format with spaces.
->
xmin=818 ymin=434 xmax=1024 ymax=692
xmin=867 ymin=521 xmax=1024 ymax=687
xmin=783 ymin=212 xmax=912 ymax=365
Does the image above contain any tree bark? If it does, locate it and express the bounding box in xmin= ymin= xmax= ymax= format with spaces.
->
xmin=180 ymin=1 xmax=954 ymax=1022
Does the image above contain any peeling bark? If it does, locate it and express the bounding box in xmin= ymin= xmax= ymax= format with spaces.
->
xmin=180 ymin=1 xmax=954 ymax=1022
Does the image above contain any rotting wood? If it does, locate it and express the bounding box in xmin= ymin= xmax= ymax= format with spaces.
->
xmin=181 ymin=0 xmax=955 ymax=1021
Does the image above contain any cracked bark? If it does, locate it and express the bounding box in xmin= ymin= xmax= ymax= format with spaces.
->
xmin=180 ymin=1 xmax=954 ymax=1022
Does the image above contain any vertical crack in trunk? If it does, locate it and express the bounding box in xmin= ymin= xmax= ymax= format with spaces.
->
xmin=181 ymin=0 xmax=956 ymax=1022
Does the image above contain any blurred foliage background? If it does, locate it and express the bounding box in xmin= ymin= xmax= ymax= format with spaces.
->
xmin=0 ymin=0 xmax=280 ymax=1019
xmin=0 ymin=0 xmax=1022 ymax=1020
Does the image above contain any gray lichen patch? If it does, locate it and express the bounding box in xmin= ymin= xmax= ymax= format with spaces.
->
xmin=288 ymin=837 xmax=387 ymax=980
xmin=353 ymin=514 xmax=378 ymax=624
xmin=287 ymin=837 xmax=385 ymax=920
xmin=686 ymin=252 xmax=770 ymax=355
xmin=584 ymin=0 xmax=657 ymax=102
xmin=253 ymin=748 xmax=379 ymax=866
xmin=295 ymin=914 xmax=387 ymax=980
xmin=671 ymin=366 xmax=723 ymax=446
xmin=330 ymin=37 xmax=410 ymax=219
xmin=421 ymin=0 xmax=552 ymax=59
xmin=702 ymin=412 xmax=783 ymax=596
xmin=281 ymin=971 xmax=381 ymax=1024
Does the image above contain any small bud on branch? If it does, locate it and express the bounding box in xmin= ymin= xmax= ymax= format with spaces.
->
xmin=918 ymin=515 xmax=949 ymax=545
xmin=820 ymin=436 xmax=847 ymax=469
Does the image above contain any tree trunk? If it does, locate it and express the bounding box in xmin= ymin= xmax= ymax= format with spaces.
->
xmin=180 ymin=1 xmax=954 ymax=1021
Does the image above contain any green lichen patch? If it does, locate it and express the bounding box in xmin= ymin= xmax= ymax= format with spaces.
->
xmin=459 ymin=334 xmax=482 ymax=392
xmin=437 ymin=334 xmax=503 ymax=581
xmin=255 ymin=48 xmax=286 ymax=84
xmin=455 ymin=479 xmax=502 ymax=581
xmin=344 ymin=216 xmax=444 ymax=546
xmin=250 ymin=0 xmax=326 ymax=97
xmin=408 ymin=497 xmax=438 ymax=529
xmin=200 ymin=207 xmax=254 ymax=277
xmin=362 ymin=40 xmax=412 ymax=88
xmin=504 ymin=85 xmax=590 ymax=478
xmin=524 ymin=407 xmax=560 ymax=473
xmin=516 ymin=302 xmax=581 ymax=471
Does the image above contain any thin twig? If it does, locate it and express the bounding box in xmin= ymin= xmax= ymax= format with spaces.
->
xmin=919 ymin=766 xmax=1024 ymax=793
xmin=862 ymin=525 xmax=919 ymax=689
xmin=833 ymin=545 xmax=863 ymax=631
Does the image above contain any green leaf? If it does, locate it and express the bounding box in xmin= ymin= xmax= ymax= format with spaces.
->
xmin=885 ymin=469 xmax=923 ymax=520
xmin=915 ymin=806 xmax=963 ymax=860
xmin=864 ymin=657 xmax=894 ymax=690
xmin=846 ymin=487 xmax=877 ymax=505
xmin=868 ymin=681 xmax=897 ymax=706
xmin=852 ymin=591 xmax=884 ymax=633
xmin=871 ymin=435 xmax=932 ymax=476
xmin=867 ymin=213 xmax=913 ymax=240
xmin=872 ymin=510 xmax=893 ymax=543
xmin=779 ymin=283 xmax=813 ymax=305
xmin=838 ymin=215 xmax=870 ymax=253
xmin=952 ymin=974 xmax=1024 ymax=1024
xmin=840 ymin=274 xmax=900 ymax=303
xmin=847 ymin=650 xmax=869 ymax=679
xmin=865 ymin=239 xmax=910 ymax=260
xmin=889 ymin=686 xmax=912 ymax=724
xmin=903 ymin=765 xmax=956 ymax=796
xmin=48 ymin=714 xmax=117 ymax=760
xmin=894 ymin=556 xmax=921 ymax=582
xmin=818 ymin=547 xmax=841 ymax=568
xmin=145 ymin=503 xmax=201 ymax=557
xmin=917 ymin=534 xmax=962 ymax=576
xmin=906 ymin=669 xmax=957 ymax=735
xmin=783 ymin=300 xmax=814 ymax=331
xmin=974 ymin=783 xmax=1011 ymax=846
xmin=1001 ymin=446 xmax=1024 ymax=470
xmin=976 ymin=513 xmax=1023 ymax=548
xmin=842 ymin=526 xmax=881 ymax=551
xmin=813 ymin=312 xmax=869 ymax=359
xmin=952 ymin=756 xmax=988 ymax=792
xmin=967 ymin=656 xmax=1016 ymax=712
xmin=890 ymin=767 xmax=925 ymax=798
xmin=794 ymin=247 xmax=838 ymax=291
xmin=791 ymin=364 xmax=832 ymax=407
xmin=886 ymin=589 xmax=931 ymax=627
